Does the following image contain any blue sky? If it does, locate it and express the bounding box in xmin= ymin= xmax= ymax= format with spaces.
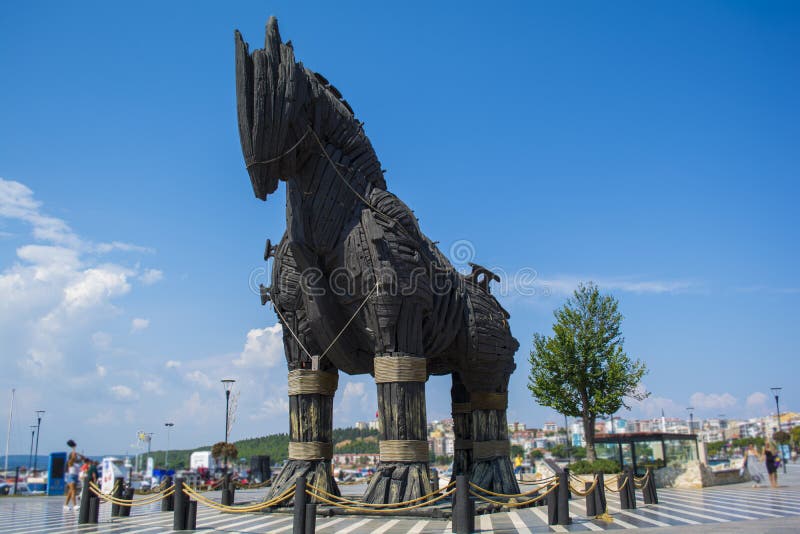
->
xmin=1 ymin=1 xmax=798 ymax=456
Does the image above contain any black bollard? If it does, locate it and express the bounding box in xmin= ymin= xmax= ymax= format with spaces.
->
xmin=619 ymin=471 xmax=632 ymax=510
xmin=173 ymin=477 xmax=186 ymax=531
xmin=547 ymin=484 xmax=558 ymax=525
xmin=305 ymin=503 xmax=317 ymax=534
xmin=293 ymin=476 xmax=307 ymax=534
xmin=643 ymin=468 xmax=658 ymax=505
xmin=186 ymin=500 xmax=197 ymax=530
xmin=453 ymin=475 xmax=474 ymax=534
xmin=585 ymin=480 xmax=596 ymax=516
xmin=161 ymin=476 xmax=174 ymax=512
xmin=626 ymin=467 xmax=637 ymax=510
xmin=594 ymin=473 xmax=607 ymax=516
xmin=78 ymin=480 xmax=91 ymax=524
xmin=111 ymin=481 xmax=123 ymax=517
xmin=557 ymin=470 xmax=570 ymax=525
xmin=120 ymin=487 xmax=135 ymax=517
xmin=89 ymin=494 xmax=100 ymax=524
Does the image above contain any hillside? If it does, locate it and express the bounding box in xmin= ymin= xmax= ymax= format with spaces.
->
xmin=146 ymin=427 xmax=379 ymax=470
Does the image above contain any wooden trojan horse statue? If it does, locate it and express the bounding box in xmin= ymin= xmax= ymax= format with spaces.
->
xmin=234 ymin=17 xmax=521 ymax=504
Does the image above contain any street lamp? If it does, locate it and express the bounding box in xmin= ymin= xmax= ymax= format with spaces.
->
xmin=164 ymin=423 xmax=174 ymax=466
xmin=771 ymin=387 xmax=786 ymax=474
xmin=686 ymin=407 xmax=695 ymax=435
xmin=221 ymin=379 xmax=236 ymax=472
xmin=28 ymin=425 xmax=36 ymax=472
xmin=33 ymin=410 xmax=44 ymax=474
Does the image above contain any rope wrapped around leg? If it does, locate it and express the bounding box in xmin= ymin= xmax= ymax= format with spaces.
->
xmin=287 ymin=370 xmax=338 ymax=396
xmin=288 ymin=441 xmax=333 ymax=460
xmin=373 ymin=355 xmax=427 ymax=383
xmin=379 ymin=440 xmax=430 ymax=463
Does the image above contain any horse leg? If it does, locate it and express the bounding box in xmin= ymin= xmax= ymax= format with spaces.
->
xmin=465 ymin=381 xmax=520 ymax=495
xmin=265 ymin=307 xmax=341 ymax=504
xmin=363 ymin=303 xmax=432 ymax=504
xmin=450 ymin=372 xmax=473 ymax=480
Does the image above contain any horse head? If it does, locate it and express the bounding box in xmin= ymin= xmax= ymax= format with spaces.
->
xmin=235 ymin=17 xmax=384 ymax=202
xmin=235 ymin=17 xmax=310 ymax=200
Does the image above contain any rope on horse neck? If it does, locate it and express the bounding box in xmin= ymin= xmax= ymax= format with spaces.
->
xmin=245 ymin=129 xmax=310 ymax=169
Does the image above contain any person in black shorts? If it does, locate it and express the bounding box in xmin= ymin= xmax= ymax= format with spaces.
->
xmin=764 ymin=442 xmax=779 ymax=488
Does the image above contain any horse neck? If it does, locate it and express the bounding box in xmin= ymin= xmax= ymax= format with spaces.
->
xmin=287 ymin=146 xmax=375 ymax=256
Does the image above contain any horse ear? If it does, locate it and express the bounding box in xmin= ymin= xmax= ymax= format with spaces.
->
xmin=266 ymin=16 xmax=282 ymax=51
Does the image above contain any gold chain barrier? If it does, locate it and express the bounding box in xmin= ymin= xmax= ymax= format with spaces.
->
xmin=307 ymin=481 xmax=454 ymax=509
xmin=604 ymin=475 xmax=629 ymax=492
xmin=305 ymin=485 xmax=455 ymax=513
xmin=88 ymin=482 xmax=175 ymax=506
xmin=468 ymin=477 xmax=557 ymax=498
xmin=182 ymin=483 xmax=295 ymax=512
xmin=567 ymin=474 xmax=599 ymax=497
xmin=469 ymin=480 xmax=558 ymax=507
xmin=634 ymin=471 xmax=651 ymax=490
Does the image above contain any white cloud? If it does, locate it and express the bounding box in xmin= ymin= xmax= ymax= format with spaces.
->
xmin=87 ymin=408 xmax=116 ymax=426
xmin=139 ymin=268 xmax=164 ymax=285
xmin=92 ymin=332 xmax=113 ymax=351
xmin=343 ymin=382 xmax=367 ymax=401
xmin=0 ymin=178 xmax=81 ymax=248
xmin=131 ymin=317 xmax=150 ymax=332
xmin=95 ymin=241 xmax=154 ymax=254
xmin=689 ymin=392 xmax=737 ymax=411
xmin=746 ymin=392 xmax=768 ymax=411
xmin=142 ymin=379 xmax=164 ymax=396
xmin=0 ymin=177 xmax=158 ymax=378
xmin=165 ymin=360 xmax=182 ymax=369
xmin=251 ymin=397 xmax=290 ymax=420
xmin=233 ymin=324 xmax=284 ymax=368
xmin=96 ymin=365 xmax=107 ymax=377
xmin=110 ymin=384 xmax=138 ymax=401
xmin=631 ymin=393 xmax=681 ymax=418
xmin=185 ymin=370 xmax=213 ymax=389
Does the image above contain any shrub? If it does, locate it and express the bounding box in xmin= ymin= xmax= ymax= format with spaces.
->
xmin=568 ymin=459 xmax=621 ymax=474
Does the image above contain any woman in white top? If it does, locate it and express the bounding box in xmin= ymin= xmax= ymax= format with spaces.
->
xmin=64 ymin=439 xmax=84 ymax=511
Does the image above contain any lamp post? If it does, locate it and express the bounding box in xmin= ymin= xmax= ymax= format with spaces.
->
xmin=164 ymin=423 xmax=174 ymax=466
xmin=771 ymin=387 xmax=786 ymax=474
xmin=221 ymin=379 xmax=236 ymax=473
xmin=686 ymin=407 xmax=695 ymax=435
xmin=32 ymin=410 xmax=44 ymax=474
xmin=28 ymin=425 xmax=36 ymax=472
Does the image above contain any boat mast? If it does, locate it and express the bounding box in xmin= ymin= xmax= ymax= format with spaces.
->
xmin=4 ymin=388 xmax=14 ymax=475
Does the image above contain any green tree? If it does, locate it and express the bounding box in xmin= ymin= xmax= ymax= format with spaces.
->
xmin=530 ymin=449 xmax=544 ymax=460
xmin=528 ymin=283 xmax=648 ymax=461
xmin=510 ymin=445 xmax=525 ymax=459
xmin=791 ymin=426 xmax=800 ymax=445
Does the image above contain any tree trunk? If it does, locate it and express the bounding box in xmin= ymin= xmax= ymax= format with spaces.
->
xmin=584 ymin=414 xmax=596 ymax=462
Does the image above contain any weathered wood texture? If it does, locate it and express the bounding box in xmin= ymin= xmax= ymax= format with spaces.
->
xmin=267 ymin=393 xmax=339 ymax=504
xmin=363 ymin=358 xmax=431 ymax=504
xmin=450 ymin=374 xmax=472 ymax=478
xmin=235 ymin=17 xmax=520 ymax=503
xmin=469 ymin=406 xmax=520 ymax=495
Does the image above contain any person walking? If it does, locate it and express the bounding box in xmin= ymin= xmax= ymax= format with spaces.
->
xmin=764 ymin=442 xmax=779 ymax=488
xmin=744 ymin=443 xmax=767 ymax=488
xmin=63 ymin=439 xmax=85 ymax=511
